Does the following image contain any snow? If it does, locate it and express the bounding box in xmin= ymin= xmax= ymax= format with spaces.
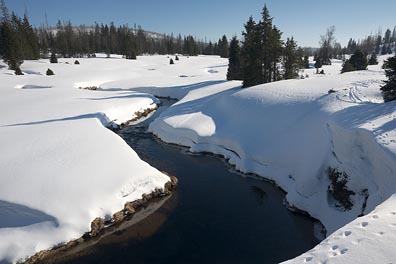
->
xmin=143 ymin=56 xmax=396 ymax=262
xmin=0 ymin=56 xmax=188 ymax=263
xmin=2 ymin=53 xmax=396 ymax=263
xmin=283 ymin=194 xmax=396 ymax=263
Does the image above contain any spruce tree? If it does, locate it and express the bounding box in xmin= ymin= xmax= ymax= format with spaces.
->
xmin=226 ymin=36 xmax=242 ymax=80
xmin=341 ymin=49 xmax=367 ymax=73
xmin=303 ymin=55 xmax=310 ymax=68
xmin=46 ymin=68 xmax=54 ymax=75
xmin=381 ymin=55 xmax=396 ymax=102
xmin=0 ymin=7 xmax=24 ymax=70
xmin=349 ymin=49 xmax=367 ymax=70
xmin=368 ymin=54 xmax=378 ymax=65
xmin=260 ymin=5 xmax=283 ymax=83
xmin=219 ymin=35 xmax=229 ymax=58
xmin=341 ymin=60 xmax=354 ymax=73
xmin=241 ymin=16 xmax=262 ymax=87
xmin=50 ymin=51 xmax=58 ymax=63
xmin=314 ymin=57 xmax=323 ymax=73
xmin=283 ymin=37 xmax=299 ymax=79
xmin=22 ymin=13 xmax=40 ymax=59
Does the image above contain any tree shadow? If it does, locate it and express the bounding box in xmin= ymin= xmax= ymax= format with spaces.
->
xmin=98 ymin=80 xmax=228 ymax=99
xmin=0 ymin=200 xmax=58 ymax=228
xmin=79 ymin=92 xmax=156 ymax=101
xmin=2 ymin=113 xmax=103 ymax=127
xmin=331 ymin=101 xmax=396 ymax=134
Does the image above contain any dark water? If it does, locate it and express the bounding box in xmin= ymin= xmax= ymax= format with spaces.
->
xmin=60 ymin=99 xmax=320 ymax=264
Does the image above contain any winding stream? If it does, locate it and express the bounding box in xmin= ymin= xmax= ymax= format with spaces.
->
xmin=59 ymin=99 xmax=320 ymax=264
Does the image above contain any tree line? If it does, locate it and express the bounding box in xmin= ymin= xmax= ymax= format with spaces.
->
xmin=0 ymin=0 xmax=231 ymax=73
xmin=226 ymin=5 xmax=307 ymax=87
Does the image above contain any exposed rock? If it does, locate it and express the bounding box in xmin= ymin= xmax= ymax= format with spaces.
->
xmin=124 ymin=202 xmax=136 ymax=214
xmin=25 ymin=174 xmax=178 ymax=263
xmin=164 ymin=175 xmax=178 ymax=194
xmin=113 ymin=211 xmax=125 ymax=223
xmin=79 ymin=86 xmax=98 ymax=90
xmin=90 ymin=217 xmax=105 ymax=237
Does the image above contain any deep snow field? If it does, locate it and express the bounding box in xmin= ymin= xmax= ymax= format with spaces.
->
xmin=1 ymin=54 xmax=396 ymax=263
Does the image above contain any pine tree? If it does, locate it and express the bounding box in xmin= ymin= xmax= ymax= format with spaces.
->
xmin=260 ymin=5 xmax=283 ymax=83
xmin=341 ymin=49 xmax=367 ymax=73
xmin=349 ymin=49 xmax=367 ymax=70
xmin=341 ymin=60 xmax=354 ymax=73
xmin=368 ymin=54 xmax=378 ymax=65
xmin=22 ymin=13 xmax=39 ymax=59
xmin=0 ymin=5 xmax=24 ymax=71
xmin=283 ymin=37 xmax=299 ymax=79
xmin=314 ymin=56 xmax=323 ymax=73
xmin=381 ymin=55 xmax=396 ymax=102
xmin=46 ymin=68 xmax=54 ymax=75
xmin=219 ymin=35 xmax=229 ymax=58
xmin=50 ymin=51 xmax=58 ymax=63
xmin=241 ymin=16 xmax=262 ymax=87
xmin=303 ymin=55 xmax=310 ymax=68
xmin=226 ymin=36 xmax=242 ymax=80
xmin=381 ymin=45 xmax=387 ymax=55
xmin=384 ymin=29 xmax=392 ymax=44
xmin=261 ymin=5 xmax=273 ymax=83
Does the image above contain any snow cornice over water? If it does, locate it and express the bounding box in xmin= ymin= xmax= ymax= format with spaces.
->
xmin=1 ymin=54 xmax=396 ymax=263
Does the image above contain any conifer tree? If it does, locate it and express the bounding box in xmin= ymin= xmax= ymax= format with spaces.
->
xmin=0 ymin=4 xmax=24 ymax=71
xmin=46 ymin=68 xmax=54 ymax=75
xmin=219 ymin=35 xmax=229 ymax=58
xmin=341 ymin=49 xmax=367 ymax=73
xmin=340 ymin=60 xmax=354 ymax=73
xmin=50 ymin=51 xmax=58 ymax=63
xmin=260 ymin=5 xmax=283 ymax=83
xmin=314 ymin=56 xmax=323 ymax=73
xmin=283 ymin=37 xmax=299 ymax=79
xmin=381 ymin=55 xmax=396 ymax=102
xmin=368 ymin=54 xmax=378 ymax=65
xmin=348 ymin=49 xmax=367 ymax=70
xmin=303 ymin=55 xmax=310 ymax=69
xmin=241 ymin=16 xmax=262 ymax=87
xmin=226 ymin=36 xmax=242 ymax=80
xmin=22 ymin=13 xmax=39 ymax=59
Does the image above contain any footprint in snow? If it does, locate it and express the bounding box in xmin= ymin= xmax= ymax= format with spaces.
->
xmin=331 ymin=245 xmax=339 ymax=251
xmin=372 ymin=215 xmax=379 ymax=219
xmin=304 ymin=257 xmax=313 ymax=262
xmin=341 ymin=249 xmax=348 ymax=254
xmin=342 ymin=230 xmax=352 ymax=237
xmin=376 ymin=232 xmax=385 ymax=236
xmin=360 ymin=222 xmax=369 ymax=228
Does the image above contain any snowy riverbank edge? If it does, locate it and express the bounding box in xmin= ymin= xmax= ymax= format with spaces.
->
xmin=24 ymin=175 xmax=177 ymax=264
xmin=145 ymin=57 xmax=396 ymax=263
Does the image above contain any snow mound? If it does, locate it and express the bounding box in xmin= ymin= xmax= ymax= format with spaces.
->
xmin=283 ymin=195 xmax=396 ymax=263
xmin=147 ymin=56 xmax=396 ymax=261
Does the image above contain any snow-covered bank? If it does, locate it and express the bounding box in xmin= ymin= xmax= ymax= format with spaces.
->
xmin=145 ymin=56 xmax=396 ymax=260
xmin=284 ymin=194 xmax=396 ymax=263
xmin=0 ymin=56 xmax=197 ymax=263
xmin=2 ymin=53 xmax=396 ymax=263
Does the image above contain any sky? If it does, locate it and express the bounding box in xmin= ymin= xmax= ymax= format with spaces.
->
xmin=4 ymin=0 xmax=396 ymax=47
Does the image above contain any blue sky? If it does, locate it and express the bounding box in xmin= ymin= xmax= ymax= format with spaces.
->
xmin=4 ymin=0 xmax=396 ymax=47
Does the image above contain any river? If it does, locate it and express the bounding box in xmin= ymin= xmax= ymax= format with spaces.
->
xmin=58 ymin=98 xmax=320 ymax=264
